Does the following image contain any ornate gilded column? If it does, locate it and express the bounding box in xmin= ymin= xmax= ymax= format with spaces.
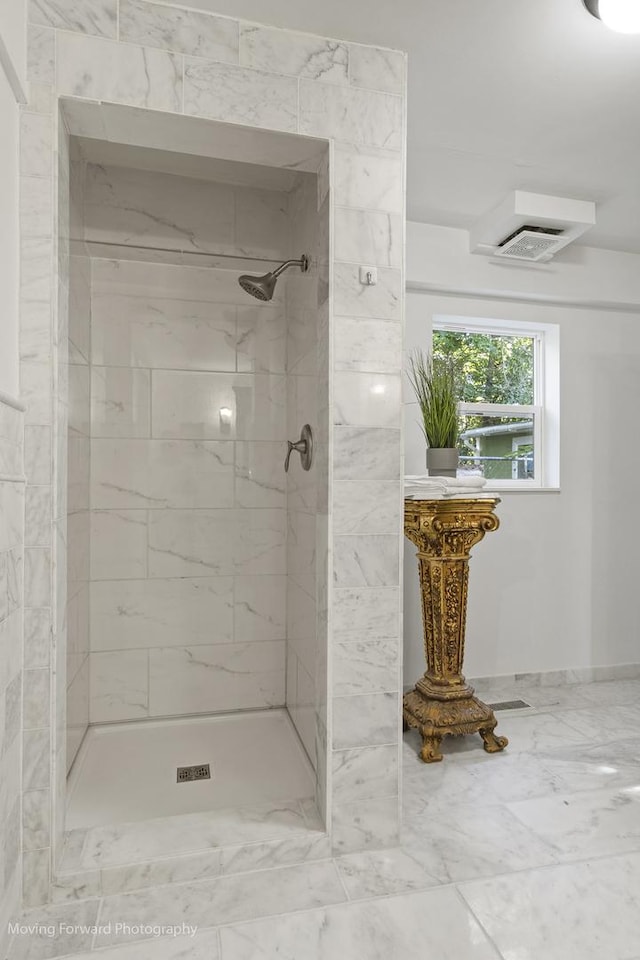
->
xmin=403 ymin=498 xmax=508 ymax=762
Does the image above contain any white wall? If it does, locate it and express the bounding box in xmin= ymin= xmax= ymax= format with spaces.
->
xmin=404 ymin=221 xmax=640 ymax=683
xmin=0 ymin=0 xmax=26 ymax=398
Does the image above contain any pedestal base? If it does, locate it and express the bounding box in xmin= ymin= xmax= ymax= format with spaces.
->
xmin=403 ymin=685 xmax=508 ymax=763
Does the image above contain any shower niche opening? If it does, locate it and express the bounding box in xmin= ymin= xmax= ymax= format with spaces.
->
xmin=60 ymin=103 xmax=330 ymax=876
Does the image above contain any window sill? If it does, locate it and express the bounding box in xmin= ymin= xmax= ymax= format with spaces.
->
xmin=482 ymin=486 xmax=560 ymax=494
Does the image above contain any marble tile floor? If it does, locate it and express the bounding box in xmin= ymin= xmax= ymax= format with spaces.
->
xmin=9 ymin=677 xmax=640 ymax=960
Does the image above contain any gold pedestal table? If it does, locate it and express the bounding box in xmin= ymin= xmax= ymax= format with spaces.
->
xmin=403 ymin=497 xmax=509 ymax=763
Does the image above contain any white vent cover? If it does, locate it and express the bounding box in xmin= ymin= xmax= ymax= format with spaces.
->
xmin=494 ymin=228 xmax=567 ymax=262
xmin=470 ymin=191 xmax=596 ymax=261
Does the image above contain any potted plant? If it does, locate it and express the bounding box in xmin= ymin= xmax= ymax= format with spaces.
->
xmin=408 ymin=349 xmax=460 ymax=477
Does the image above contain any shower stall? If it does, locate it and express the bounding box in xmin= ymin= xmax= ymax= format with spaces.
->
xmin=60 ymin=107 xmax=331 ymax=877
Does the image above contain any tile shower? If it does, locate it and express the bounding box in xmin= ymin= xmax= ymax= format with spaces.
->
xmin=15 ymin=0 xmax=406 ymax=911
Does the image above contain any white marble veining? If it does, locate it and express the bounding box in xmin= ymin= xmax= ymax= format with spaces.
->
xmin=27 ymin=24 xmax=55 ymax=84
xmin=151 ymin=371 xmax=287 ymax=441
xmin=333 ymin=692 xmax=399 ymax=750
xmin=91 ymin=295 xmax=238 ymax=372
xmin=333 ymin=586 xmax=400 ymax=641
xmin=148 ymin=641 xmax=285 ymax=716
xmin=334 ymin=263 xmax=402 ymax=320
xmin=90 ymin=649 xmax=149 ymax=722
xmin=333 ymin=481 xmax=400 ymax=535
xmin=334 ymin=427 xmax=401 ymax=482
xmin=120 ymin=0 xmax=239 ymax=61
xmin=90 ymin=367 xmax=150 ymax=439
xmin=90 ymin=510 xmax=147 ymax=580
xmin=57 ymin=930 xmax=221 ymax=960
xmin=349 ymin=44 xmax=406 ymax=95
xmin=234 ymin=575 xmax=286 ymax=642
xmin=334 ymin=317 xmax=402 ymax=374
xmin=29 ymin=0 xmax=117 ymax=37
xmin=240 ymin=25 xmax=348 ymax=84
xmin=299 ymin=80 xmax=403 ymax=150
xmin=336 ymin=847 xmax=439 ymax=899
xmin=333 ymin=534 xmax=399 ymax=588
xmin=334 ymin=143 xmax=404 ymax=213
xmin=57 ymin=34 xmax=183 ymax=113
xmin=334 ymin=373 xmax=402 ymax=428
xmin=184 ymin=59 xmax=298 ymax=133
xmin=333 ymin=639 xmax=399 ymax=696
xmin=147 ymin=508 xmax=286 ymax=578
xmin=90 ymin=577 xmax=234 ymax=651
xmin=91 ymin=439 xmax=234 ymax=509
xmin=235 ymin=442 xmax=286 ymax=509
xmin=332 ymin=744 xmax=398 ymax=803
xmin=334 ymin=209 xmax=402 ymax=267
xmin=220 ymin=887 xmax=500 ymax=960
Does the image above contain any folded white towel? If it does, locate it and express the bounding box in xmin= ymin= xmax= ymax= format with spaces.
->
xmin=404 ymin=475 xmax=487 ymax=489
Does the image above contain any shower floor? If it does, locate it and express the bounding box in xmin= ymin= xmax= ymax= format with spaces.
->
xmin=66 ymin=708 xmax=316 ymax=830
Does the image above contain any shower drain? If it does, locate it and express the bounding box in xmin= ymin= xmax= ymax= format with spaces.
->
xmin=176 ymin=764 xmax=211 ymax=783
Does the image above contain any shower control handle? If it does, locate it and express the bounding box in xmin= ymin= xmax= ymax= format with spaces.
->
xmin=285 ymin=424 xmax=313 ymax=473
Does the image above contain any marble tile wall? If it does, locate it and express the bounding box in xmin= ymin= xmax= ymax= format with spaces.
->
xmin=18 ymin=0 xmax=406 ymax=906
xmin=0 ymin=398 xmax=25 ymax=958
xmin=66 ymin=140 xmax=90 ymax=773
xmin=85 ymin=163 xmax=294 ymax=723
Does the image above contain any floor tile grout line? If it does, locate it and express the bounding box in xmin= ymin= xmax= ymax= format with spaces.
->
xmin=452 ymin=884 xmax=509 ymax=960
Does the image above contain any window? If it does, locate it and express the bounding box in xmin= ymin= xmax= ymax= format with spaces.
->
xmin=432 ymin=316 xmax=559 ymax=489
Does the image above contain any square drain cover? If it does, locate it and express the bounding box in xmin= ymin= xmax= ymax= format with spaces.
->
xmin=177 ymin=764 xmax=211 ymax=783
xmin=488 ymin=699 xmax=530 ymax=711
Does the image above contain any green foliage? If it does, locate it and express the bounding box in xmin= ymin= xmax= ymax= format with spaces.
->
xmin=432 ymin=330 xmax=534 ymax=406
xmin=408 ymin=350 xmax=459 ymax=448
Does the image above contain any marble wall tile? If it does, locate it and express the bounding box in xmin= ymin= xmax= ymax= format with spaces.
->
xmin=120 ymin=0 xmax=239 ymax=61
xmin=68 ymin=363 xmax=90 ymax=436
xmin=90 ymin=649 xmax=149 ymax=722
xmin=25 ymin=485 xmax=52 ymax=547
xmin=331 ymin=796 xmax=400 ymax=853
xmin=334 ymin=427 xmax=401 ymax=481
xmin=184 ymin=59 xmax=298 ymax=133
xmin=91 ymin=295 xmax=238 ymax=372
xmin=148 ymin=508 xmax=286 ymax=578
xmin=234 ymin=186 xmax=290 ymax=261
xmin=21 ymin=361 xmax=52 ymax=425
xmin=29 ymin=0 xmax=117 ymax=37
xmin=333 ymin=586 xmax=400 ymax=642
xmin=240 ymin=24 xmax=348 ymax=84
xmin=23 ymin=668 xmax=50 ymax=730
xmin=236 ymin=305 xmax=286 ymax=374
xmin=148 ymin=641 xmax=286 ymax=716
xmin=24 ymin=608 xmax=51 ymax=670
xmin=20 ymin=177 xmax=53 ymax=239
xmin=334 ymin=318 xmax=402 ymax=374
xmin=333 ymin=692 xmax=399 ymax=749
xmin=27 ymin=25 xmax=55 ymax=83
xmin=91 ymin=439 xmax=234 ymax=509
xmin=22 ymin=847 xmax=51 ymax=907
xmin=235 ymin=442 xmax=286 ymax=509
xmin=84 ymin=163 xmax=238 ymax=257
xmin=349 ymin=44 xmax=406 ymax=95
xmin=20 ymin=302 xmax=52 ymax=365
xmin=24 ymin=426 xmax=51 ymax=484
xmin=221 ymin=833 xmax=331 ymax=876
xmin=333 ymin=143 xmax=404 ymax=213
xmin=333 ymin=639 xmax=399 ymax=696
xmin=334 ymin=372 xmax=402 ymax=428
xmin=333 ymin=481 xmax=400 ymax=535
xmin=334 ymin=263 xmax=402 ymax=320
xmin=20 ymin=113 xmax=52 ymax=180
xmin=90 ymin=577 xmax=234 ymax=651
xmin=25 ymin=548 xmax=51 ymax=608
xmin=334 ymin=209 xmax=402 ymax=268
xmin=333 ymin=535 xmax=399 ymax=587
xmin=23 ymin=789 xmax=51 ymax=851
xmin=299 ymin=80 xmax=403 ymax=150
xmin=23 ymin=729 xmax=50 ymax=792
xmin=151 ymin=371 xmax=287 ymax=441
xmin=100 ymin=851 xmax=223 ymax=897
xmin=91 ymin=367 xmax=151 ymax=438
xmin=90 ymin=510 xmax=148 ymax=580
xmin=57 ymin=34 xmax=183 ymax=113
xmin=234 ymin=575 xmax=286 ymax=642
xmin=332 ymin=744 xmax=399 ymax=803
xmin=21 ymin=238 xmax=52 ymax=303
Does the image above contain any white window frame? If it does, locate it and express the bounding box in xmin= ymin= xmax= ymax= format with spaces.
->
xmin=432 ymin=315 xmax=560 ymax=491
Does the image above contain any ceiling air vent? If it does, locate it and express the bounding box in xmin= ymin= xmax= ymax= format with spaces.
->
xmin=494 ymin=225 xmax=566 ymax=262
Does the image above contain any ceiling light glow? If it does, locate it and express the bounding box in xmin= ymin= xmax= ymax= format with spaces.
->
xmin=586 ymin=0 xmax=640 ymax=33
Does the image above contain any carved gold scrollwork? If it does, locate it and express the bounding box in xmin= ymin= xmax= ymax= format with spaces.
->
xmin=403 ymin=498 xmax=508 ymax=762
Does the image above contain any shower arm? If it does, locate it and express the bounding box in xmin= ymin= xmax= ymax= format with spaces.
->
xmin=272 ymin=255 xmax=309 ymax=279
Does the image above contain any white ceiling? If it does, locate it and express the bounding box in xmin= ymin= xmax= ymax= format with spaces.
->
xmin=165 ymin=0 xmax=640 ymax=253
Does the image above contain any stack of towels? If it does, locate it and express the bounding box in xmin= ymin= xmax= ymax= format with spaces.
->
xmin=404 ymin=475 xmax=489 ymax=499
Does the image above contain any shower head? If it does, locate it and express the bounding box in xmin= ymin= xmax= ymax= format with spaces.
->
xmin=238 ymin=254 xmax=309 ymax=301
